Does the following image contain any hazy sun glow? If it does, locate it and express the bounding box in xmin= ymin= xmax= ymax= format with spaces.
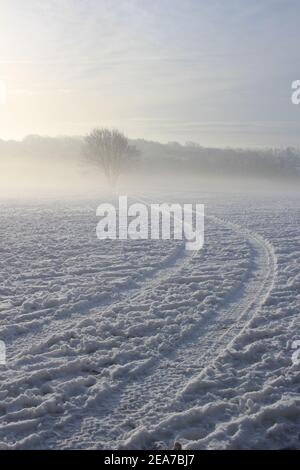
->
xmin=0 ymin=0 xmax=300 ymax=146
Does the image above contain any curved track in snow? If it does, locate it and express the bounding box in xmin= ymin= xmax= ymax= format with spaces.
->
xmin=58 ymin=199 xmax=276 ymax=449
xmin=0 ymin=197 xmax=277 ymax=450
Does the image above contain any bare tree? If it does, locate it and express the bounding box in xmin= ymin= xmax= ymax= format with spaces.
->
xmin=84 ymin=128 xmax=139 ymax=185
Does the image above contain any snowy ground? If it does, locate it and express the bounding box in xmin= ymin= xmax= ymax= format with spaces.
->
xmin=0 ymin=191 xmax=299 ymax=449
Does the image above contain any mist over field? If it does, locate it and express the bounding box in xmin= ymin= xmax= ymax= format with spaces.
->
xmin=0 ymin=135 xmax=299 ymax=199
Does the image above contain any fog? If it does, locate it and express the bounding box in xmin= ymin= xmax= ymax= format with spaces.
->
xmin=0 ymin=152 xmax=107 ymax=199
xmin=0 ymin=135 xmax=299 ymax=200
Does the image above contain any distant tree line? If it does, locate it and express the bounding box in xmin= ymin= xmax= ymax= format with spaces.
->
xmin=0 ymin=134 xmax=299 ymax=181
xmin=132 ymin=140 xmax=300 ymax=179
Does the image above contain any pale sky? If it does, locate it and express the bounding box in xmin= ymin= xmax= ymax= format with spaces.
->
xmin=0 ymin=0 xmax=299 ymax=146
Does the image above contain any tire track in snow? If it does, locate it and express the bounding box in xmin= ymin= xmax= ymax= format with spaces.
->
xmin=55 ymin=199 xmax=276 ymax=450
xmin=115 ymin=212 xmax=277 ymax=450
xmin=0 ymin=198 xmax=277 ymax=449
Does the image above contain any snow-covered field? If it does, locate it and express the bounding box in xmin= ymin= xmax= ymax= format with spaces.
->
xmin=0 ymin=191 xmax=299 ymax=449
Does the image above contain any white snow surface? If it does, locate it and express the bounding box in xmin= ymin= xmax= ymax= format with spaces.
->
xmin=0 ymin=191 xmax=299 ymax=449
